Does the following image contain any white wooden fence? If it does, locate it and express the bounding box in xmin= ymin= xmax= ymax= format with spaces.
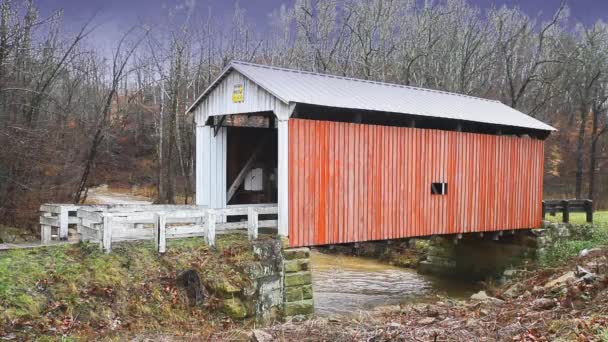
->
xmin=40 ymin=204 xmax=81 ymax=242
xmin=40 ymin=204 xmax=278 ymax=253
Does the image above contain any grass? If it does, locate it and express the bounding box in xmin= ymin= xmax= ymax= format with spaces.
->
xmin=601 ymin=329 xmax=608 ymax=342
xmin=544 ymin=210 xmax=608 ymax=225
xmin=0 ymin=234 xmax=257 ymax=340
xmin=539 ymin=218 xmax=608 ymax=267
xmin=541 ymin=211 xmax=608 ymax=266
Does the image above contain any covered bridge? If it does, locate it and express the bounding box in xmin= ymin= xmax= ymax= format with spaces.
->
xmin=186 ymin=61 xmax=555 ymax=248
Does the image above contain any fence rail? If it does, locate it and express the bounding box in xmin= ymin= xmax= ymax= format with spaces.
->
xmin=40 ymin=203 xmax=278 ymax=253
xmin=542 ymin=199 xmax=593 ymax=223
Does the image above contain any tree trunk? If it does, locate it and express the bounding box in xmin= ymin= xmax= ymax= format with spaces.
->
xmin=588 ymin=104 xmax=601 ymax=203
xmin=575 ymin=108 xmax=588 ymax=199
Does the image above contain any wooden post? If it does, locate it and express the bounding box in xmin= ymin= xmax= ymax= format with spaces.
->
xmin=561 ymin=200 xmax=569 ymax=223
xmin=277 ymin=120 xmax=289 ymax=237
xmin=206 ymin=210 xmax=216 ymax=247
xmin=585 ymin=199 xmax=593 ymax=223
xmin=76 ymin=212 xmax=83 ymax=235
xmin=542 ymin=201 xmax=546 ymax=220
xmin=41 ymin=212 xmax=52 ymax=244
xmin=248 ymin=207 xmax=259 ymax=240
xmin=153 ymin=213 xmax=159 ymax=247
xmin=158 ymin=214 xmax=167 ymax=254
xmin=59 ymin=206 xmax=69 ymax=241
xmin=102 ymin=216 xmax=113 ymax=253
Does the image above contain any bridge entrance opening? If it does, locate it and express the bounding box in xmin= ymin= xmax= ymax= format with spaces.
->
xmin=222 ymin=113 xmax=278 ymax=206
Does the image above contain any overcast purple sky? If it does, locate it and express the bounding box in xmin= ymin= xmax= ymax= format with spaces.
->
xmin=36 ymin=0 xmax=607 ymax=50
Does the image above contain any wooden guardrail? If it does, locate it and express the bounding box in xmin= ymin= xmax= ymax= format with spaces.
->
xmin=65 ymin=204 xmax=278 ymax=253
xmin=542 ymin=199 xmax=593 ymax=223
xmin=40 ymin=204 xmax=81 ymax=242
xmin=40 ymin=204 xmax=201 ymax=243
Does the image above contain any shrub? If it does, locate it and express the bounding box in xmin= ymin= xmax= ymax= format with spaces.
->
xmin=539 ymin=224 xmax=608 ymax=267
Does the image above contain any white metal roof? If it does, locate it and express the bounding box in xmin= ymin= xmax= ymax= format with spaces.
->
xmin=188 ymin=61 xmax=555 ymax=131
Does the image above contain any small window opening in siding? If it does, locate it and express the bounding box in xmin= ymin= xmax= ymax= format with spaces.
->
xmin=431 ymin=182 xmax=448 ymax=195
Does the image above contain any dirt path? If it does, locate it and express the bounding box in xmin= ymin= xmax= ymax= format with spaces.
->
xmin=85 ymin=185 xmax=152 ymax=205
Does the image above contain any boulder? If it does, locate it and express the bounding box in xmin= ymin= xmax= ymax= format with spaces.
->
xmin=252 ymin=329 xmax=273 ymax=342
xmin=497 ymin=322 xmax=527 ymax=338
xmin=532 ymin=298 xmax=555 ymax=311
xmin=576 ymin=265 xmax=591 ymax=277
xmin=532 ymin=286 xmax=545 ymax=295
xmin=503 ymin=283 xmax=524 ymax=299
xmin=424 ymin=304 xmax=441 ymax=317
xmin=417 ymin=317 xmax=436 ymax=325
xmin=470 ymin=290 xmax=504 ymax=304
xmin=176 ymin=269 xmax=205 ymax=306
xmin=544 ymin=271 xmax=575 ymax=289
xmin=465 ymin=318 xmax=478 ymax=328
xmin=579 ymin=248 xmax=601 ymax=257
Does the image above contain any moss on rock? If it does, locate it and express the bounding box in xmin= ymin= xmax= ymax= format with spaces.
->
xmin=222 ymin=298 xmax=248 ymax=319
xmin=284 ymin=271 xmax=312 ymax=287
xmin=283 ymin=248 xmax=310 ymax=260
xmin=284 ymin=299 xmax=314 ymax=317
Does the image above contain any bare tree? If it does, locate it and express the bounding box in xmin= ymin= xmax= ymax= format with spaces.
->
xmin=73 ymin=27 xmax=146 ymax=203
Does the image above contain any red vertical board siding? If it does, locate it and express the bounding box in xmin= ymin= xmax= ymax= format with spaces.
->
xmin=288 ymin=119 xmax=545 ymax=247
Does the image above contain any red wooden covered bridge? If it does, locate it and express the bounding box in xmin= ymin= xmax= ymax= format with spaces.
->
xmin=186 ymin=61 xmax=555 ymax=248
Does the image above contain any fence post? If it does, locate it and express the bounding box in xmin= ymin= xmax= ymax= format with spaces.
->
xmin=585 ymin=199 xmax=593 ymax=223
xmin=206 ymin=210 xmax=216 ymax=247
xmin=102 ymin=216 xmax=113 ymax=253
xmin=59 ymin=206 xmax=69 ymax=241
xmin=76 ymin=210 xmax=83 ymax=235
xmin=158 ymin=214 xmax=167 ymax=254
xmin=542 ymin=201 xmax=546 ymax=220
xmin=248 ymin=207 xmax=258 ymax=240
xmin=41 ymin=212 xmax=52 ymax=244
xmin=561 ymin=200 xmax=569 ymax=223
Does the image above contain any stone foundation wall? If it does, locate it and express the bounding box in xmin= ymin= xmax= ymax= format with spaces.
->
xmin=282 ymin=247 xmax=314 ymax=320
xmin=534 ymin=220 xmax=573 ymax=260
xmin=215 ymin=238 xmax=285 ymax=323
xmin=225 ymin=241 xmax=315 ymax=323
xmin=248 ymin=239 xmax=285 ymax=324
xmin=418 ymin=232 xmax=538 ymax=279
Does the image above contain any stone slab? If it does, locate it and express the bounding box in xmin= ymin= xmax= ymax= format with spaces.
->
xmin=284 ymin=271 xmax=312 ymax=287
xmin=284 ymin=299 xmax=314 ymax=316
xmin=283 ymin=248 xmax=310 ymax=260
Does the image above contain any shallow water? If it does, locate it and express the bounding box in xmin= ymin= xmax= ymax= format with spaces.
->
xmin=311 ymin=251 xmax=481 ymax=317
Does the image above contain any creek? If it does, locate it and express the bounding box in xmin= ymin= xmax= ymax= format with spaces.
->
xmin=311 ymin=250 xmax=481 ymax=316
